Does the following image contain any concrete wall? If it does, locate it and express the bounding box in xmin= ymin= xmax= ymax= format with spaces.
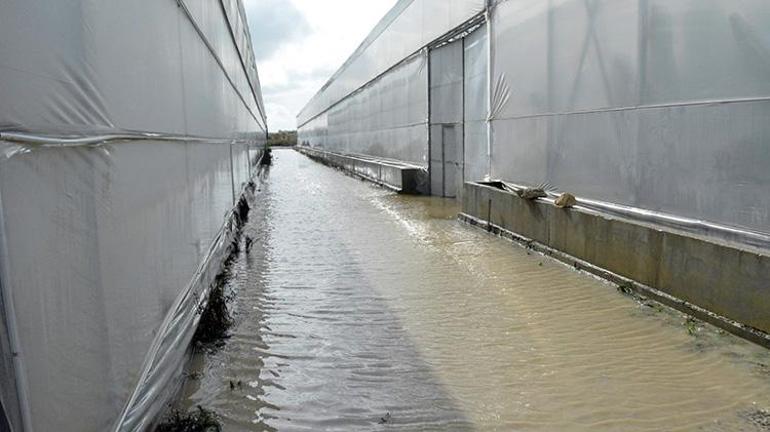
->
xmin=296 ymin=147 xmax=429 ymax=194
xmin=461 ymin=182 xmax=770 ymax=347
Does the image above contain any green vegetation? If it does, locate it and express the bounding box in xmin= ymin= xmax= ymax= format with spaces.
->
xmin=267 ymin=130 xmax=297 ymax=147
xmin=193 ymin=196 xmax=250 ymax=352
xmin=260 ymin=147 xmax=273 ymax=166
xmin=193 ymin=267 xmax=234 ymax=352
xmin=155 ymin=406 xmax=221 ymax=432
xmin=616 ymin=281 xmax=635 ymax=296
xmin=684 ymin=317 xmax=702 ymax=336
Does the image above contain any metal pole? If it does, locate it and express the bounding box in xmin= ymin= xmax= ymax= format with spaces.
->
xmin=485 ymin=5 xmax=494 ymax=181
xmin=0 ymin=189 xmax=33 ymax=431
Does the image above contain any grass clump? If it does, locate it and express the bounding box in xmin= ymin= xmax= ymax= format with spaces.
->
xmin=616 ymin=281 xmax=635 ymax=296
xmin=235 ymin=196 xmax=250 ymax=228
xmin=684 ymin=316 xmax=702 ymax=336
xmin=193 ymin=266 xmax=234 ymax=352
xmin=260 ymin=147 xmax=273 ymax=167
xmin=156 ymin=406 xmax=221 ymax=432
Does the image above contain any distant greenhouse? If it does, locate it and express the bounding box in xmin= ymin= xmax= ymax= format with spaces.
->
xmin=298 ymin=0 xmax=770 ymax=238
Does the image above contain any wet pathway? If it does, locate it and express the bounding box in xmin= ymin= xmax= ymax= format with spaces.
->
xmin=178 ymin=149 xmax=770 ymax=431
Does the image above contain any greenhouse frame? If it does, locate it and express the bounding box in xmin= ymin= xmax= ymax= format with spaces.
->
xmin=0 ymin=1 xmax=267 ymax=430
xmin=298 ymin=0 xmax=770 ymax=237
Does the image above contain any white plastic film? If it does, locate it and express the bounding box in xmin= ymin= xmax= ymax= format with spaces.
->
xmin=463 ymin=25 xmax=489 ymax=184
xmin=489 ymin=0 xmax=770 ymax=236
xmin=0 ymin=0 xmax=266 ymax=430
xmin=300 ymin=54 xmax=430 ymax=166
xmin=0 ymin=0 xmax=266 ymax=138
xmin=297 ymin=0 xmax=485 ymax=128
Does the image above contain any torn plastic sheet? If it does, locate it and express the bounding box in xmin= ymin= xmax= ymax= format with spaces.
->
xmin=488 ymin=73 xmax=511 ymax=121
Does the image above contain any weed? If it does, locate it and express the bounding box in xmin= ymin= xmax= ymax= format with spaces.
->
xmin=155 ymin=406 xmax=221 ymax=432
xmin=379 ymin=413 xmax=391 ymax=424
xmin=193 ymin=282 xmax=233 ymax=352
xmin=235 ymin=196 xmax=250 ymax=228
xmin=616 ymin=282 xmax=635 ymax=296
xmin=260 ymin=148 xmax=273 ymax=167
xmin=641 ymin=300 xmax=664 ymax=313
xmin=245 ymin=236 xmax=254 ymax=253
xmin=684 ymin=317 xmax=701 ymax=336
xmin=183 ymin=372 xmax=202 ymax=381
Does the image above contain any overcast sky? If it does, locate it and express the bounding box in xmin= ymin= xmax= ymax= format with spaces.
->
xmin=243 ymin=0 xmax=397 ymax=131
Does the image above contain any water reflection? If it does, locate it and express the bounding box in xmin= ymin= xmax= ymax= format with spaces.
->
xmin=178 ymin=149 xmax=770 ymax=431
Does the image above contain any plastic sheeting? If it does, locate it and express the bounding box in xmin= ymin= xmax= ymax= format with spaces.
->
xmin=488 ymin=0 xmax=770 ymax=236
xmin=299 ymin=54 xmax=429 ymax=165
xmin=463 ymin=25 xmax=489 ymax=186
xmin=0 ymin=1 xmax=266 ymax=431
xmin=297 ymin=0 xmax=485 ymax=128
xmin=0 ymin=0 xmax=266 ymax=138
xmin=430 ymin=40 xmax=465 ymax=197
xmin=299 ymin=0 xmax=770 ymax=242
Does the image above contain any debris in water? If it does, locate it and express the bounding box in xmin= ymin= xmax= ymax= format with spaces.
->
xmin=742 ymin=408 xmax=770 ymax=430
xmin=235 ymin=196 xmax=250 ymax=227
xmin=684 ymin=317 xmax=701 ymax=336
xmin=617 ymin=282 xmax=635 ymax=296
xmin=193 ymin=278 xmax=233 ymax=352
xmin=642 ymin=300 xmax=664 ymax=313
xmin=260 ymin=147 xmax=273 ymax=166
xmin=379 ymin=412 xmax=391 ymax=424
xmin=184 ymin=372 xmax=202 ymax=381
xmin=193 ymin=242 xmax=238 ymax=353
xmin=192 ymin=198 xmax=247 ymax=353
xmin=155 ymin=406 xmax=221 ymax=432
xmin=754 ymin=362 xmax=770 ymax=376
xmin=245 ymin=236 xmax=254 ymax=253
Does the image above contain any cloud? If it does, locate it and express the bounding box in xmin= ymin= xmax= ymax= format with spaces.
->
xmin=244 ymin=0 xmax=397 ymax=131
xmin=244 ymin=0 xmax=310 ymax=61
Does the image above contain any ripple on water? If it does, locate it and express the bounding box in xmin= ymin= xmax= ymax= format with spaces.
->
xmin=177 ymin=150 xmax=770 ymax=432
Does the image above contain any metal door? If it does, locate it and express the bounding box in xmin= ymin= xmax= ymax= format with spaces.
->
xmin=429 ymin=40 xmax=464 ymax=198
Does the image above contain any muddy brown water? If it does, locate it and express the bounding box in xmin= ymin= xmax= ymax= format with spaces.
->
xmin=177 ymin=149 xmax=770 ymax=431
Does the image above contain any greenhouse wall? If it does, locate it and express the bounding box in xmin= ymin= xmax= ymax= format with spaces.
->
xmin=488 ymin=0 xmax=770 ymax=237
xmin=298 ymin=0 xmax=770 ymax=237
xmin=0 ymin=1 xmax=267 ymax=431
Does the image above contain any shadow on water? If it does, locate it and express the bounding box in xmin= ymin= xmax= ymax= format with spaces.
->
xmin=176 ymin=149 xmax=474 ymax=431
xmin=174 ymin=149 xmax=770 ymax=432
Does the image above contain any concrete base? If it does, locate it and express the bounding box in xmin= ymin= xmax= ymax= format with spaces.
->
xmin=296 ymin=146 xmax=429 ymax=194
xmin=460 ymin=182 xmax=770 ymax=348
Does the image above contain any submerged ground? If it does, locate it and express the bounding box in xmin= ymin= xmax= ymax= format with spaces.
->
xmin=177 ymin=149 xmax=770 ymax=431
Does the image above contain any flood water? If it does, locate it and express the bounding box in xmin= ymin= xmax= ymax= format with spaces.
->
xmin=177 ymin=149 xmax=770 ymax=431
